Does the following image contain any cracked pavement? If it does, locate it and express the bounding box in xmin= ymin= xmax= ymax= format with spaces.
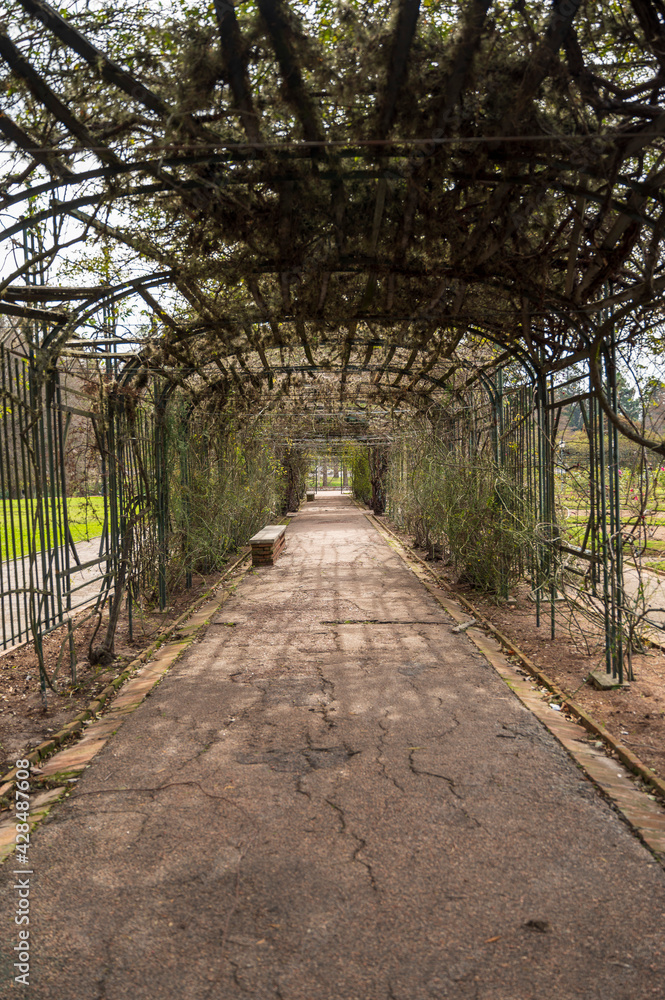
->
xmin=1 ymin=493 xmax=665 ymax=999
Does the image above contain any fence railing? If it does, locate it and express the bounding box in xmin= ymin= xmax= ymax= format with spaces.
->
xmin=0 ymin=343 xmax=168 ymax=665
xmin=0 ymin=344 xmax=112 ymax=650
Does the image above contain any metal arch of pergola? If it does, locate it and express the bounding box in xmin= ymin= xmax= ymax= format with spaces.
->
xmin=1 ymin=0 xmax=665 ymax=681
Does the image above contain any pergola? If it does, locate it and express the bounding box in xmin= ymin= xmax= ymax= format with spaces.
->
xmin=1 ymin=1 xmax=665 ymax=677
xmin=0 ymin=0 xmax=663 ymax=447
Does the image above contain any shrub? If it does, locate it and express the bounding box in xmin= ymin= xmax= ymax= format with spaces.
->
xmin=389 ymin=437 xmax=537 ymax=597
xmin=350 ymin=448 xmax=372 ymax=505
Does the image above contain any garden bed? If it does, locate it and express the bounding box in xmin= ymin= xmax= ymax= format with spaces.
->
xmin=0 ymin=568 xmax=232 ymax=779
xmin=384 ymin=516 xmax=665 ymax=787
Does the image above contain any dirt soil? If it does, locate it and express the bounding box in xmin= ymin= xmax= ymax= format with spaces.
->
xmin=0 ymin=568 xmax=227 ymax=779
xmin=463 ymin=586 xmax=665 ymax=780
xmin=390 ymin=525 xmax=665 ymax=785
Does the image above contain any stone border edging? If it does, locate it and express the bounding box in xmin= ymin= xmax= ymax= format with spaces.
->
xmin=365 ymin=511 xmax=665 ymax=805
xmin=0 ymin=547 xmax=252 ymax=794
xmin=0 ymin=547 xmax=257 ymax=863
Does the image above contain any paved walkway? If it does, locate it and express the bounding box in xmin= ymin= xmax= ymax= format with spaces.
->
xmin=0 ymin=537 xmax=106 ymax=649
xmin=1 ymin=495 xmax=664 ymax=999
xmin=623 ymin=563 xmax=665 ymax=635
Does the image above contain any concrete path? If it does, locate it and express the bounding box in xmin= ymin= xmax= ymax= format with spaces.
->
xmin=0 ymin=537 xmax=106 ymax=649
xmin=1 ymin=494 xmax=664 ymax=999
xmin=623 ymin=563 xmax=665 ymax=635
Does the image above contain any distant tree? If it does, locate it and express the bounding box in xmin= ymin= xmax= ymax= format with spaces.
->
xmin=615 ymin=372 xmax=642 ymax=423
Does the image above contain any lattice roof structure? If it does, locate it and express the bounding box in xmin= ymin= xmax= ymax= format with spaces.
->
xmin=1 ymin=0 xmax=665 ymax=451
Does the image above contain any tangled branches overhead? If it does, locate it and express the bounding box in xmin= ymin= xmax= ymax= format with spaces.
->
xmin=1 ymin=0 xmax=665 ymax=444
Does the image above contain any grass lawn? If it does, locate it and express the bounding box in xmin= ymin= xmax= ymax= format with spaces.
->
xmin=310 ymin=478 xmax=347 ymax=489
xmin=556 ymin=467 xmax=665 ymax=553
xmin=0 ymin=496 xmax=105 ymax=561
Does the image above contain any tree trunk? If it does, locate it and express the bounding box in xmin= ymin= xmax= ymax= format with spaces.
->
xmin=369 ymin=446 xmax=388 ymax=515
xmin=90 ymin=510 xmax=134 ymax=665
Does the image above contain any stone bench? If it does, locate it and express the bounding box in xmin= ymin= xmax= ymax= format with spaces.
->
xmin=249 ymin=524 xmax=287 ymax=566
xmin=306 ymin=490 xmax=316 ymax=502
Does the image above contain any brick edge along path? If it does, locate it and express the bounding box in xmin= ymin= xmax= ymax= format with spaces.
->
xmin=0 ymin=493 xmax=664 ymax=999
xmin=365 ymin=512 xmax=665 ymax=859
